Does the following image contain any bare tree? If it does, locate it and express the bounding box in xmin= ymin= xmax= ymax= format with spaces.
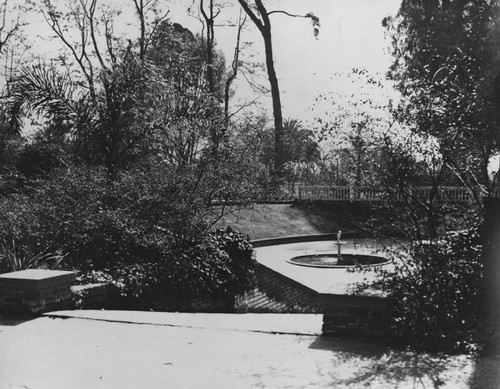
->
xmin=0 ymin=0 xmax=28 ymax=136
xmin=132 ymin=0 xmax=169 ymax=60
xmin=236 ymin=0 xmax=319 ymax=179
xmin=41 ymin=0 xmax=113 ymax=99
xmin=224 ymin=9 xmax=246 ymax=121
xmin=0 ymin=0 xmax=24 ymax=55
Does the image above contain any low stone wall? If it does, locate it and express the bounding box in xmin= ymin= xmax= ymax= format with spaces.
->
xmin=159 ymin=295 xmax=236 ymax=313
xmin=71 ymin=283 xmax=121 ymax=309
xmin=242 ymin=264 xmax=321 ymax=313
xmin=250 ymin=232 xmax=360 ymax=248
xmin=136 ymin=263 xmax=321 ymax=313
xmin=235 ymin=288 xmax=293 ymax=313
xmin=237 ymin=263 xmax=321 ymax=313
xmin=70 ymin=263 xmax=322 ymax=314
xmin=319 ymin=293 xmax=388 ymax=337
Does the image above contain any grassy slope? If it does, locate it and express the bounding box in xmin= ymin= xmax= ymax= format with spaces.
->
xmin=214 ymin=204 xmax=347 ymax=240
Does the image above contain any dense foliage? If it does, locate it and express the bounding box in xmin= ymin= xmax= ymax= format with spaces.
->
xmin=78 ymin=227 xmax=256 ymax=310
xmin=0 ymin=1 xmax=267 ymax=310
xmin=0 ymin=166 xmax=257 ymax=306
xmin=382 ymin=226 xmax=483 ymax=353
xmin=385 ymin=0 xmax=500 ymax=202
xmin=375 ymin=0 xmax=500 ymax=352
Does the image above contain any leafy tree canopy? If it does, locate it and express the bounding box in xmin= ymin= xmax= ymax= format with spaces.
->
xmin=385 ymin=0 xmax=500 ymax=199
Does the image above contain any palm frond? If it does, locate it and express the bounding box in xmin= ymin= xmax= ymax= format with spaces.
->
xmin=2 ymin=64 xmax=92 ymax=134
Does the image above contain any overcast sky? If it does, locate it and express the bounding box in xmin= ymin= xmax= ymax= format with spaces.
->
xmin=164 ymin=0 xmax=402 ymax=122
xmin=24 ymin=0 xmax=402 ymax=124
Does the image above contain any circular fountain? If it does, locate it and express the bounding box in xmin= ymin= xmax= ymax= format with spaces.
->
xmin=286 ymin=253 xmax=390 ymax=268
xmin=286 ymin=230 xmax=391 ymax=269
xmin=252 ymin=231 xmax=393 ymax=337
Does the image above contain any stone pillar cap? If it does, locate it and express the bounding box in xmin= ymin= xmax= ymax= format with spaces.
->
xmin=0 ymin=269 xmax=77 ymax=289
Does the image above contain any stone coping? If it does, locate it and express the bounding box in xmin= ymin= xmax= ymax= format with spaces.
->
xmin=0 ymin=269 xmax=77 ymax=289
xmin=250 ymin=232 xmax=362 ymax=248
xmin=318 ymin=293 xmax=388 ymax=308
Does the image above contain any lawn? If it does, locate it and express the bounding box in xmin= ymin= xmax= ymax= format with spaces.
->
xmin=213 ymin=203 xmax=362 ymax=240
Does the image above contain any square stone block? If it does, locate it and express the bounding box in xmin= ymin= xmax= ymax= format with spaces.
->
xmin=0 ymin=269 xmax=76 ymax=289
xmin=0 ymin=269 xmax=77 ymax=314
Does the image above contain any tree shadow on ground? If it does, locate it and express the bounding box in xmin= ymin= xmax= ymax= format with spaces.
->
xmin=309 ymin=336 xmax=473 ymax=388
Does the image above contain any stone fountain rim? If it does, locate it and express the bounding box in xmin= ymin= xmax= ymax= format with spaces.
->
xmin=286 ymin=253 xmax=392 ymax=269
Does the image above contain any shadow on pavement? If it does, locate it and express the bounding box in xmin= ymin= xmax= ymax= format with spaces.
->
xmin=0 ymin=312 xmax=38 ymax=327
xmin=309 ymin=336 xmax=471 ymax=388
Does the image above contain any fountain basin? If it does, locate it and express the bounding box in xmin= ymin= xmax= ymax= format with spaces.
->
xmin=287 ymin=253 xmax=390 ymax=268
xmin=254 ymin=238 xmax=392 ymax=337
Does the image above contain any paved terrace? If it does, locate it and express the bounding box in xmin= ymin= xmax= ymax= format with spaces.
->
xmin=0 ymin=239 xmax=499 ymax=388
xmin=1 ymin=311 xmax=497 ymax=389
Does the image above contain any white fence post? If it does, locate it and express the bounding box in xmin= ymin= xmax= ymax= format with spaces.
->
xmin=294 ymin=182 xmax=303 ymax=200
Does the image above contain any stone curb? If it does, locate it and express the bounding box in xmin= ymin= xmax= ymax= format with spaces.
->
xmin=42 ymin=310 xmax=323 ymax=337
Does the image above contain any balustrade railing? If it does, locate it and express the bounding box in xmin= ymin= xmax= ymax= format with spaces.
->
xmin=297 ymin=185 xmax=500 ymax=203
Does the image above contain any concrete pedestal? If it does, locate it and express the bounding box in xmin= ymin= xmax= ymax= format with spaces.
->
xmin=0 ymin=269 xmax=76 ymax=314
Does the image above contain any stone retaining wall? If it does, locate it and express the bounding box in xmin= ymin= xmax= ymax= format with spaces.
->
xmin=71 ymin=263 xmax=322 ymax=314
xmin=236 ymin=263 xmax=320 ymax=313
xmin=71 ymin=283 xmax=121 ymax=309
xmin=319 ymin=293 xmax=388 ymax=337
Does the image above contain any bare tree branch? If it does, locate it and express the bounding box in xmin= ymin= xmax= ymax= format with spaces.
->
xmin=84 ymin=0 xmax=108 ymax=70
xmin=224 ymin=10 xmax=246 ymax=120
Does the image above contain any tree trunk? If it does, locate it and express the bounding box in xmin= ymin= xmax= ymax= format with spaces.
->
xmin=480 ymin=197 xmax=500 ymax=355
xmin=200 ymin=0 xmax=221 ymax=159
xmin=261 ymin=28 xmax=284 ymax=178
xmin=237 ymin=0 xmax=285 ymax=181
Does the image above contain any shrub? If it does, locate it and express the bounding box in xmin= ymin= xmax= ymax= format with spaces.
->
xmin=76 ymin=229 xmax=256 ymax=310
xmin=0 ymin=167 xmax=257 ymax=310
xmin=0 ymin=166 xmax=210 ymax=270
xmin=97 ymin=228 xmax=255 ymax=309
xmin=383 ymin=225 xmax=483 ymax=352
xmin=16 ymin=137 xmax=66 ymax=179
xmin=209 ymin=227 xmax=256 ymax=295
